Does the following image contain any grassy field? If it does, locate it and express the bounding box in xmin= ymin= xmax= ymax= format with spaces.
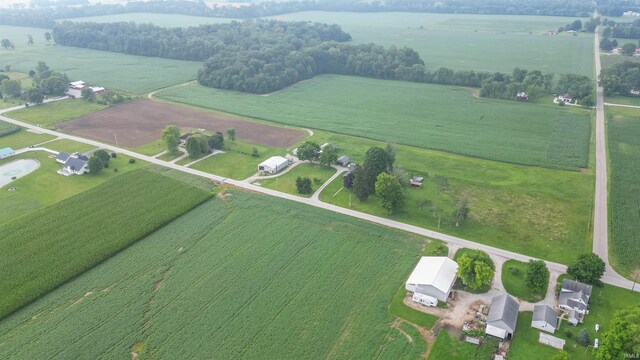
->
xmin=0 ymin=142 xmax=144 ymax=225
xmin=256 ymin=163 xmax=336 ymax=197
xmin=608 ymin=106 xmax=640 ymax=277
xmin=5 ymin=99 xmax=108 ymax=128
xmin=0 ymin=127 xmax=55 ymax=148
xmin=0 ymin=122 xmax=20 ymax=137
xmin=129 ymin=138 xmax=166 ymax=156
xmin=158 ymin=76 xmax=591 ymax=170
xmin=307 ymin=128 xmax=593 ymax=265
xmin=270 ymin=12 xmax=594 ymax=77
xmin=0 ymin=25 xmax=201 ymax=94
xmin=62 ymin=12 xmax=233 ymax=27
xmin=509 ymin=278 xmax=640 ymax=360
xmin=605 ymin=95 xmax=640 ymax=107
xmin=189 ymin=140 xmax=284 ymax=180
xmin=0 ymin=191 xmax=429 ymax=359
xmin=0 ymin=169 xmax=212 ymax=320
xmin=428 ymin=330 xmax=500 ymax=360
xmin=501 ymin=259 xmax=547 ymax=302
xmin=600 ymin=53 xmax=640 ymax=69
xmin=45 ymin=138 xmax=96 ymax=153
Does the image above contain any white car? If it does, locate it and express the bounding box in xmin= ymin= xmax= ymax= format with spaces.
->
xmin=594 ymin=339 xmax=599 ymax=348
xmin=595 ymin=324 xmax=600 ymax=332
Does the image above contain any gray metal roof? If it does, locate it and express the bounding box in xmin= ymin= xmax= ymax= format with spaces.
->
xmin=561 ymin=279 xmax=592 ymax=297
xmin=533 ymin=305 xmax=558 ymax=327
xmin=56 ymin=152 xmax=71 ymax=162
xmin=64 ymin=157 xmax=87 ymax=171
xmin=487 ymin=293 xmax=519 ymax=333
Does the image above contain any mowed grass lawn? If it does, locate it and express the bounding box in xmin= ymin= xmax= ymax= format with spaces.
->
xmin=509 ymin=278 xmax=640 ymax=360
xmin=0 ymin=127 xmax=55 ymax=148
xmin=428 ymin=330 xmax=500 ymax=360
xmin=257 ymin=163 xmax=336 ymax=197
xmin=5 ymin=99 xmax=108 ymax=128
xmin=501 ymin=259 xmax=547 ymax=302
xmin=308 ymin=129 xmax=593 ymax=265
xmin=270 ymin=12 xmax=594 ymax=77
xmin=608 ymin=106 xmax=640 ymax=278
xmin=0 ymin=25 xmax=201 ymax=94
xmin=158 ymin=76 xmax=592 ymax=170
xmin=0 ymin=169 xmax=212 ymax=320
xmin=0 ymin=191 xmax=427 ymax=359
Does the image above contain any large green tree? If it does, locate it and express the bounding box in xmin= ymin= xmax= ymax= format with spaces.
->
xmin=622 ymin=43 xmax=637 ymax=56
xmin=161 ymin=125 xmax=180 ymax=154
xmin=40 ymin=74 xmax=68 ymax=96
xmin=375 ymin=172 xmax=405 ymax=214
xmin=567 ymin=253 xmax=605 ymax=285
xmin=352 ymin=165 xmax=375 ymax=201
xmin=595 ymin=307 xmax=640 ymax=360
xmin=93 ymin=149 xmax=111 ymax=168
xmin=226 ymin=128 xmax=236 ymax=142
xmin=525 ymin=260 xmax=550 ymax=292
xmin=363 ymin=146 xmax=393 ymax=176
xmin=87 ymin=156 xmax=103 ymax=174
xmin=297 ymin=141 xmax=321 ymax=163
xmin=185 ymin=136 xmax=202 ymax=158
xmin=0 ymin=79 xmax=21 ymax=98
xmin=25 ymin=88 xmax=44 ymax=105
xmin=81 ymin=87 xmax=96 ymax=102
xmin=208 ymin=133 xmax=224 ymax=150
xmin=295 ymin=176 xmax=312 ymax=195
xmin=456 ymin=250 xmax=495 ymax=290
xmin=319 ymin=144 xmax=338 ymax=166
xmin=1 ymin=39 xmax=13 ymax=49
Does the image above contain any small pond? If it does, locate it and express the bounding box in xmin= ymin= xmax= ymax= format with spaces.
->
xmin=0 ymin=159 xmax=40 ymax=188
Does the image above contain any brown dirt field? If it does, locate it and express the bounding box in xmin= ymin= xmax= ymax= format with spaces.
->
xmin=58 ymin=99 xmax=306 ymax=148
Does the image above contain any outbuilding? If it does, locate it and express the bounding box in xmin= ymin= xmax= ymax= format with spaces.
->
xmin=532 ymin=305 xmax=558 ymax=333
xmin=405 ymin=256 xmax=458 ymax=303
xmin=337 ymin=156 xmax=350 ymax=167
xmin=0 ymin=147 xmax=15 ymax=159
xmin=486 ymin=293 xmax=519 ymax=339
xmin=258 ymin=156 xmax=291 ymax=175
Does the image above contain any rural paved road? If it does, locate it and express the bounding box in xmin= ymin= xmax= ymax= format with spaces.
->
xmin=1 ymin=79 xmax=637 ymax=291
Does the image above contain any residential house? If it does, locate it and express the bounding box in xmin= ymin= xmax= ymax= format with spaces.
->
xmin=558 ymin=93 xmax=574 ymax=103
xmin=559 ymin=279 xmax=592 ymax=325
xmin=532 ymin=305 xmax=558 ymax=333
xmin=66 ymin=80 xmax=105 ymax=99
xmin=336 ymin=156 xmax=350 ymax=167
xmin=55 ymin=152 xmax=89 ymax=176
xmin=405 ymin=257 xmax=458 ymax=303
xmin=486 ymin=293 xmax=519 ymax=339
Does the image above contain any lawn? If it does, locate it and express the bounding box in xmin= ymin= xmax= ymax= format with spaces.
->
xmin=5 ymin=99 xmax=108 ymax=128
xmin=189 ymin=140 xmax=284 ymax=180
xmin=0 ymin=127 xmax=55 ymax=149
xmin=0 ymin=191 xmax=429 ymax=359
xmin=0 ymin=122 xmax=20 ymax=137
xmin=269 ymin=12 xmax=594 ymax=77
xmin=0 ymin=169 xmax=212 ymax=320
xmin=509 ymin=281 xmax=640 ymax=360
xmin=45 ymin=138 xmax=96 ymax=153
xmin=428 ymin=330 xmax=500 ymax=360
xmin=128 ymin=138 xmax=167 ymax=156
xmin=0 ymin=149 xmax=144 ymax=226
xmin=312 ymin=129 xmax=593 ymax=265
xmin=256 ymin=163 xmax=336 ymax=197
xmin=157 ymin=76 xmax=592 ymax=170
xmin=389 ymin=285 xmax=439 ymax=329
xmin=604 ymin=95 xmax=640 ymax=107
xmin=501 ymin=259 xmax=547 ymax=302
xmin=608 ymin=106 xmax=640 ymax=278
xmin=61 ymin=12 xmax=234 ymax=27
xmin=0 ymin=25 xmax=201 ymax=94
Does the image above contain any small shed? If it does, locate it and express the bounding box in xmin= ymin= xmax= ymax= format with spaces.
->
xmin=486 ymin=293 xmax=519 ymax=339
xmin=532 ymin=305 xmax=558 ymax=333
xmin=0 ymin=147 xmax=16 ymax=159
xmin=258 ymin=156 xmax=290 ymax=175
xmin=405 ymin=257 xmax=458 ymax=303
xmin=337 ymin=156 xmax=350 ymax=167
xmin=516 ymin=91 xmax=528 ymax=101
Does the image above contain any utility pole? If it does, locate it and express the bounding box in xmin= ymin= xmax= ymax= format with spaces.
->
xmin=633 ymin=272 xmax=639 ymax=292
xmin=349 ymin=193 xmax=352 ymax=208
xmin=113 ymin=132 xmax=119 ymax=147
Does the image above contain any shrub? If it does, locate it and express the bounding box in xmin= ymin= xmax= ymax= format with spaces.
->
xmin=313 ymin=177 xmax=322 ymax=184
xmin=113 ymin=168 xmax=118 ymax=172
xmin=509 ymin=266 xmax=520 ymax=275
xmin=565 ymin=330 xmax=573 ymax=338
xmin=295 ymin=177 xmax=312 ymax=195
xmin=128 ymin=158 xmax=136 ymax=164
xmin=576 ymin=329 xmax=590 ymax=346
xmin=111 ymin=152 xmax=117 ymax=158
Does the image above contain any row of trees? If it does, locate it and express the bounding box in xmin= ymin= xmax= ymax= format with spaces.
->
xmin=0 ymin=0 xmax=598 ymax=29
xmin=602 ymin=18 xmax=640 ymax=39
xmin=0 ymin=61 xmax=69 ymax=104
xmin=161 ymin=124 xmax=229 ymax=158
xmin=600 ymin=61 xmax=640 ymax=96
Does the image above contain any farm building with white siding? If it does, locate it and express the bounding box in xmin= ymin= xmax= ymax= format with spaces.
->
xmin=405 ymin=256 xmax=458 ymax=303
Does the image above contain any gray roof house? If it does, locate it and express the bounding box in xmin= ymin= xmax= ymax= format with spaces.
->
xmin=486 ymin=293 xmax=519 ymax=339
xmin=55 ymin=151 xmax=71 ymax=164
xmin=532 ymin=305 xmax=558 ymax=333
xmin=337 ymin=156 xmax=350 ymax=167
xmin=559 ymin=279 xmax=592 ymax=325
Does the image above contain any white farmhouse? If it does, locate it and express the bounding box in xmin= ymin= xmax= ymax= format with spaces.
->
xmin=258 ymin=156 xmax=291 ymax=175
xmin=405 ymin=256 xmax=458 ymax=303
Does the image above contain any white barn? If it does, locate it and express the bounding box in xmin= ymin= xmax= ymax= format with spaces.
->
xmin=405 ymin=257 xmax=458 ymax=303
xmin=532 ymin=305 xmax=558 ymax=333
xmin=486 ymin=293 xmax=519 ymax=340
xmin=258 ymin=156 xmax=291 ymax=174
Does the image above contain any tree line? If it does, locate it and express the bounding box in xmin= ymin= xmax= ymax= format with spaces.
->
xmin=0 ymin=0 xmax=599 ymax=29
xmin=600 ymin=61 xmax=640 ymax=96
xmin=597 ymin=0 xmax=640 ymax=17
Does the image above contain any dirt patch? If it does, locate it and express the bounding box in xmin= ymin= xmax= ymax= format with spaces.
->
xmin=57 ymin=99 xmax=306 ymax=148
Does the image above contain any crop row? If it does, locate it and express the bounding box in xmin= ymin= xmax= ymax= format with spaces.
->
xmin=0 ymin=169 xmax=212 ymax=320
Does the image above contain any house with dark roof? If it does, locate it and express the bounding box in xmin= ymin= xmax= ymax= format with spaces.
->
xmin=558 ymin=93 xmax=574 ymax=103
xmin=55 ymin=152 xmax=71 ymax=164
xmin=55 ymin=152 xmax=89 ymax=176
xmin=486 ymin=293 xmax=519 ymax=339
xmin=559 ymin=279 xmax=592 ymax=325
xmin=532 ymin=305 xmax=558 ymax=333
xmin=336 ymin=156 xmax=350 ymax=167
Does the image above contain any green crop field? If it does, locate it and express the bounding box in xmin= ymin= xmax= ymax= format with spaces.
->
xmin=158 ymin=75 xmax=592 ymax=170
xmin=0 ymin=25 xmax=201 ymax=94
xmin=62 ymin=12 xmax=234 ymax=27
xmin=0 ymin=169 xmax=212 ymax=319
xmin=270 ymin=12 xmax=594 ymax=77
xmin=0 ymin=191 xmax=428 ymax=359
xmin=5 ymin=99 xmax=108 ymax=128
xmin=608 ymin=106 xmax=640 ymax=277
